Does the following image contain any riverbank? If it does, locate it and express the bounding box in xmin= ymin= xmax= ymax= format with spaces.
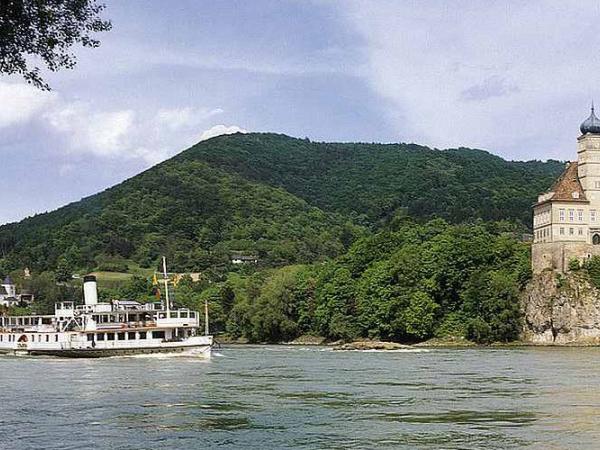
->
xmin=215 ymin=334 xmax=600 ymax=349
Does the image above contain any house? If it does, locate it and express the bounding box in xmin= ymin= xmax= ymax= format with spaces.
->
xmin=230 ymin=253 xmax=259 ymax=264
xmin=0 ymin=276 xmax=34 ymax=308
xmin=532 ymin=106 xmax=600 ymax=272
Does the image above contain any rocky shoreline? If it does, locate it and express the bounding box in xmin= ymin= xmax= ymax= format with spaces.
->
xmin=216 ymin=333 xmax=600 ymax=349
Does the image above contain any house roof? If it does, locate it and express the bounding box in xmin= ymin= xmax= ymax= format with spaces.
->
xmin=537 ymin=162 xmax=588 ymax=205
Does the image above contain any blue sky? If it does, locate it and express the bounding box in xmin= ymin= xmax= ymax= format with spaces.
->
xmin=2 ymin=0 xmax=600 ymax=224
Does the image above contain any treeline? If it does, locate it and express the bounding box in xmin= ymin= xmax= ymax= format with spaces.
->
xmin=0 ymin=160 xmax=360 ymax=274
xmin=179 ymin=133 xmax=563 ymax=227
xmin=0 ymin=133 xmax=561 ymax=275
xmin=92 ymin=219 xmax=529 ymax=344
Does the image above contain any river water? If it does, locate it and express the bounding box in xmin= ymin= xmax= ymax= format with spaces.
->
xmin=1 ymin=345 xmax=600 ymax=449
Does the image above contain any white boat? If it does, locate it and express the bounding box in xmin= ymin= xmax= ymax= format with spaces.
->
xmin=0 ymin=258 xmax=213 ymax=358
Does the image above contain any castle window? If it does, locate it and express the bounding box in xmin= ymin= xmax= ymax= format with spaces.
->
xmin=594 ymin=234 xmax=600 ymax=245
xmin=595 ymin=181 xmax=600 ymax=188
xmin=569 ymin=209 xmax=575 ymax=221
xmin=578 ymin=209 xmax=584 ymax=221
xmin=592 ymin=210 xmax=597 ymax=222
xmin=559 ymin=209 xmax=565 ymax=221
xmin=579 ymin=228 xmax=584 ymax=235
xmin=570 ymin=227 xmax=574 ymax=235
xmin=560 ymin=227 xmax=565 ymax=235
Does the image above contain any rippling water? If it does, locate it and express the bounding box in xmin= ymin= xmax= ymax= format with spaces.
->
xmin=2 ymin=345 xmax=600 ymax=449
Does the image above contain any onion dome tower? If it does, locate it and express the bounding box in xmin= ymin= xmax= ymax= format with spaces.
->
xmin=580 ymin=103 xmax=600 ymax=135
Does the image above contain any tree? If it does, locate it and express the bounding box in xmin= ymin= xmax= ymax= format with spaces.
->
xmin=403 ymin=291 xmax=439 ymax=340
xmin=0 ymin=0 xmax=111 ymax=89
xmin=55 ymin=256 xmax=72 ymax=283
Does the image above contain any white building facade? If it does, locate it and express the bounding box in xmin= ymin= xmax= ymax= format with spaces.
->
xmin=532 ymin=107 xmax=600 ymax=272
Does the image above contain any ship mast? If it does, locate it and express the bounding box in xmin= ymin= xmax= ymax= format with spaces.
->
xmin=204 ymin=299 xmax=209 ymax=335
xmin=162 ymin=256 xmax=170 ymax=314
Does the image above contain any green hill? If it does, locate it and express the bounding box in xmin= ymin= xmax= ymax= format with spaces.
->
xmin=0 ymin=159 xmax=356 ymax=273
xmin=0 ymin=133 xmax=563 ymax=273
xmin=178 ymin=133 xmax=564 ymax=225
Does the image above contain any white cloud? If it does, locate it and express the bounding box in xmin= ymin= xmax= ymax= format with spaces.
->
xmin=0 ymin=82 xmax=238 ymax=164
xmin=339 ymin=1 xmax=600 ymax=159
xmin=199 ymin=125 xmax=247 ymax=141
xmin=47 ymin=102 xmax=135 ymax=156
xmin=0 ymin=81 xmax=57 ymax=128
xmin=156 ymin=107 xmax=223 ymax=130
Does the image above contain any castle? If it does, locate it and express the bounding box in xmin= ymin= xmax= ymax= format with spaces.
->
xmin=532 ymin=106 xmax=600 ymax=272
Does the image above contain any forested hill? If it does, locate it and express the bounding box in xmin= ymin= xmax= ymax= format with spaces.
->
xmin=177 ymin=133 xmax=564 ymax=225
xmin=0 ymin=133 xmax=563 ymax=273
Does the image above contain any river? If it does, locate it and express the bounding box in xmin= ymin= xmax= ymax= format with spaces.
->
xmin=1 ymin=345 xmax=600 ymax=449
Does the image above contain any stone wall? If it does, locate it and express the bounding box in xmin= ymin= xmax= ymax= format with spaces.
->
xmin=532 ymin=242 xmax=600 ymax=273
xmin=521 ymin=270 xmax=600 ymax=344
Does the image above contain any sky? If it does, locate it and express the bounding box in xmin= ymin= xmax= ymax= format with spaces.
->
xmin=2 ymin=0 xmax=600 ymax=224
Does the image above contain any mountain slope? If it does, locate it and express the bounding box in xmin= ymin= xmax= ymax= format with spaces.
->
xmin=178 ymin=133 xmax=563 ymax=226
xmin=0 ymin=133 xmax=563 ymax=273
xmin=0 ymin=159 xmax=355 ymax=272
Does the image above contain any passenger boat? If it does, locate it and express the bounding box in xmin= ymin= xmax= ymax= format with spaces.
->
xmin=0 ymin=258 xmax=213 ymax=358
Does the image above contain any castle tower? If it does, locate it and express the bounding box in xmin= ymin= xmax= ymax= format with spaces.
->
xmin=532 ymin=106 xmax=600 ymax=272
xmin=577 ymin=105 xmax=600 ymax=197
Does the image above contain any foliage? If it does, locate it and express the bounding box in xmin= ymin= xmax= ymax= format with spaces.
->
xmin=582 ymin=256 xmax=600 ymax=288
xmin=0 ymin=159 xmax=359 ymax=274
xmin=179 ymin=133 xmax=563 ymax=228
xmin=146 ymin=220 xmax=527 ymax=344
xmin=0 ymin=0 xmax=111 ymax=89
xmin=0 ymin=134 xmax=546 ymax=343
xmin=568 ymin=258 xmax=581 ymax=272
xmin=3 ymin=221 xmax=529 ymax=343
xmin=0 ymin=133 xmax=560 ymax=277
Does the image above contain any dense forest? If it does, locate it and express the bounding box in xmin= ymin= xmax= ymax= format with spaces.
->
xmin=0 ymin=133 xmax=565 ymax=343
xmin=0 ymin=133 xmax=562 ymax=274
xmin=51 ymin=219 xmax=528 ymax=344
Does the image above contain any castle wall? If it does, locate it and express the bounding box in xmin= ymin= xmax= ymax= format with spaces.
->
xmin=531 ymin=241 xmax=600 ymax=273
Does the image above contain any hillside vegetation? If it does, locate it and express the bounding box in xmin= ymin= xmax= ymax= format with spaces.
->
xmin=0 ymin=159 xmax=358 ymax=273
xmin=179 ymin=133 xmax=563 ymax=226
xmin=0 ymin=133 xmax=562 ymax=276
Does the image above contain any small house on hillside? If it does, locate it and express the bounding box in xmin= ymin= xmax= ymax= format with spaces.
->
xmin=230 ymin=253 xmax=259 ymax=264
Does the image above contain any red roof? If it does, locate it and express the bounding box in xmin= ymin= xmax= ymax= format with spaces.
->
xmin=537 ymin=162 xmax=588 ymax=205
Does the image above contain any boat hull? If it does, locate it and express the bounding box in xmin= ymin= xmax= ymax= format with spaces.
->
xmin=1 ymin=344 xmax=212 ymax=358
xmin=29 ymin=344 xmax=212 ymax=358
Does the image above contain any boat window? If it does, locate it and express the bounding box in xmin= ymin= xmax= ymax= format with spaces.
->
xmin=97 ymin=333 xmax=105 ymax=341
xmin=117 ymin=332 xmax=125 ymax=341
xmin=55 ymin=335 xmax=58 ymax=342
xmin=170 ymin=312 xmax=177 ymax=318
xmin=139 ymin=331 xmax=147 ymax=339
xmin=87 ymin=334 xmax=94 ymax=341
xmin=46 ymin=335 xmax=49 ymax=342
xmin=159 ymin=313 xmax=166 ymax=319
xmin=0 ymin=335 xmax=3 ymax=342
xmin=180 ymin=311 xmax=188 ymax=318
xmin=107 ymin=333 xmax=115 ymax=341
xmin=152 ymin=330 xmax=165 ymax=339
xmin=190 ymin=312 xmax=196 ymax=318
